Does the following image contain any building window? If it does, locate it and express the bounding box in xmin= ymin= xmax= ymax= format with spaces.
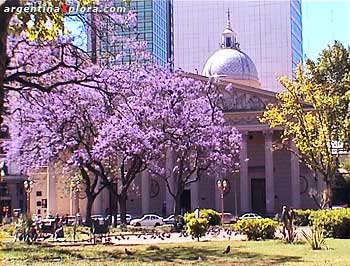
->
xmin=36 ymin=201 xmax=42 ymax=207
xmin=36 ymin=191 xmax=42 ymax=197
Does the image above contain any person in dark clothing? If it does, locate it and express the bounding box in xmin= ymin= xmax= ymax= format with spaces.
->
xmin=54 ymin=225 xmax=64 ymax=240
xmin=280 ymin=206 xmax=289 ymax=238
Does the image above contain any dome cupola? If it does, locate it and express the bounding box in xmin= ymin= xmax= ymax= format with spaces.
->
xmin=202 ymin=9 xmax=260 ymax=88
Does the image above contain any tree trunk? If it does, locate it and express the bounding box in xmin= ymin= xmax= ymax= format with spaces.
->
xmin=118 ymin=191 xmax=127 ymax=225
xmin=174 ymin=194 xmax=182 ymax=217
xmin=0 ymin=1 xmax=19 ymax=126
xmin=325 ymin=181 xmax=333 ymax=209
xmin=85 ymin=196 xmax=94 ymax=227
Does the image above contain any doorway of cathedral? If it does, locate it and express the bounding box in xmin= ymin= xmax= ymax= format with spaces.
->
xmin=180 ymin=189 xmax=191 ymax=215
xmin=251 ymin=179 xmax=266 ymax=215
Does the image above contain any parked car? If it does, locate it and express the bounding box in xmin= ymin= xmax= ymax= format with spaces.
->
xmin=239 ymin=213 xmax=262 ymax=219
xmin=331 ymin=205 xmax=345 ymax=209
xmin=116 ymin=214 xmax=133 ymax=224
xmin=66 ymin=215 xmax=77 ymax=226
xmin=91 ymin=215 xmax=104 ymax=220
xmin=221 ymin=213 xmax=237 ymax=224
xmin=163 ymin=214 xmax=175 ymax=224
xmin=130 ymin=214 xmax=164 ymax=227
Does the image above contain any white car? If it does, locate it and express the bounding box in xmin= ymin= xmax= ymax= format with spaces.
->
xmin=130 ymin=214 xmax=164 ymax=227
xmin=163 ymin=214 xmax=175 ymax=224
xmin=116 ymin=214 xmax=133 ymax=224
xmin=91 ymin=214 xmax=104 ymax=221
xmin=239 ymin=213 xmax=262 ymax=219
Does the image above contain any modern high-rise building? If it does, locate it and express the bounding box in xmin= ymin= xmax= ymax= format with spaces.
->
xmin=91 ymin=0 xmax=174 ymax=67
xmin=173 ymin=0 xmax=303 ymax=92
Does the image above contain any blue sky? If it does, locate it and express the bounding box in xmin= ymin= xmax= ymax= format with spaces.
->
xmin=303 ymin=0 xmax=350 ymax=60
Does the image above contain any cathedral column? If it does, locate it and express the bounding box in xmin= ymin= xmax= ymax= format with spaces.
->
xmin=70 ymin=190 xmax=79 ymax=216
xmin=264 ymin=130 xmax=275 ymax=214
xmin=47 ymin=162 xmax=56 ymax=215
xmin=141 ymin=171 xmax=150 ymax=214
xmin=290 ymin=141 xmax=300 ymax=208
xmin=239 ymin=131 xmax=249 ymax=213
xmin=101 ymin=187 xmax=109 ymax=215
xmin=215 ymin=176 xmax=221 ymax=211
xmin=93 ymin=178 xmax=102 ymax=215
xmin=165 ymin=149 xmax=175 ymax=215
xmin=191 ymin=174 xmax=199 ymax=210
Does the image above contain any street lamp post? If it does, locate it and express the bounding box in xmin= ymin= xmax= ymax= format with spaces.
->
xmin=217 ymin=179 xmax=229 ymax=224
xmin=23 ymin=180 xmax=33 ymax=216
xmin=233 ymin=169 xmax=240 ymax=218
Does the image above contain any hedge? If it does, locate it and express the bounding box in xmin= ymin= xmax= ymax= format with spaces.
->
xmin=184 ymin=209 xmax=221 ymax=226
xmin=309 ymin=208 xmax=350 ymax=238
xmin=233 ymin=218 xmax=278 ymax=240
xmin=294 ymin=209 xmax=312 ymax=226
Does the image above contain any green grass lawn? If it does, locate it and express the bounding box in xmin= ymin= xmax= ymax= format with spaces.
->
xmin=2 ymin=238 xmax=350 ymax=266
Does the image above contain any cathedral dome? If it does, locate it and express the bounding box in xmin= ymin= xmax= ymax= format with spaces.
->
xmin=202 ymin=9 xmax=260 ymax=88
xmin=202 ymin=49 xmax=259 ymax=82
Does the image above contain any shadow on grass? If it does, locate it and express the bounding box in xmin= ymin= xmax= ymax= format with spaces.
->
xmin=2 ymin=242 xmax=304 ymax=265
xmin=123 ymin=245 xmax=304 ymax=265
xmin=2 ymin=242 xmax=122 ymax=262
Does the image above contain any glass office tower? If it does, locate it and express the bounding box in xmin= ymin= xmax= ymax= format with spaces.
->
xmin=91 ymin=0 xmax=173 ymax=67
xmin=290 ymin=0 xmax=303 ymax=73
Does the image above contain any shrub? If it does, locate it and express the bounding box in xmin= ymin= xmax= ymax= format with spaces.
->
xmin=185 ymin=217 xmax=208 ymax=241
xmin=294 ymin=209 xmax=312 ymax=226
xmin=302 ymin=225 xmax=326 ymax=250
xmin=2 ymin=224 xmax=16 ymax=236
xmin=184 ymin=212 xmax=195 ymax=223
xmin=184 ymin=209 xmax=221 ymax=226
xmin=309 ymin=208 xmax=350 ymax=238
xmin=200 ymin=209 xmax=221 ymax=226
xmin=233 ymin=218 xmax=278 ymax=240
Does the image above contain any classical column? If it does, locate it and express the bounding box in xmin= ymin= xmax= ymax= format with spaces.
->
xmin=141 ymin=171 xmax=150 ymax=214
xmin=70 ymin=190 xmax=79 ymax=216
xmin=47 ymin=162 xmax=56 ymax=215
xmin=101 ymin=186 xmax=109 ymax=215
xmin=69 ymin=190 xmax=74 ymax=216
xmin=264 ymin=130 xmax=274 ymax=214
xmin=165 ymin=149 xmax=175 ymax=215
xmin=93 ymin=178 xmax=102 ymax=215
xmin=215 ymin=176 xmax=221 ymax=211
xmin=290 ymin=142 xmax=300 ymax=208
xmin=239 ymin=131 xmax=249 ymax=213
xmin=191 ymin=175 xmax=199 ymax=210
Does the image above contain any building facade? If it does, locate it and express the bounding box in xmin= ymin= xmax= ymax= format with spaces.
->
xmin=28 ymin=14 xmax=319 ymax=219
xmin=0 ymin=127 xmax=27 ymax=221
xmin=173 ymin=0 xmax=303 ymax=91
xmin=28 ymin=79 xmax=320 ymax=218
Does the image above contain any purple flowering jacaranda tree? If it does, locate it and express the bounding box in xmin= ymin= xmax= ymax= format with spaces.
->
xmin=143 ymin=71 xmax=242 ymax=216
xmin=6 ymin=86 xmax=110 ymax=225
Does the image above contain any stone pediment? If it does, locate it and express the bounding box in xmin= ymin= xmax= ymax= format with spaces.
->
xmin=219 ymin=90 xmax=273 ymax=112
xmin=185 ymin=73 xmax=278 ymax=113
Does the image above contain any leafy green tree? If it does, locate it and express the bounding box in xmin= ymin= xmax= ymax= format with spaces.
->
xmin=261 ymin=42 xmax=350 ymax=208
